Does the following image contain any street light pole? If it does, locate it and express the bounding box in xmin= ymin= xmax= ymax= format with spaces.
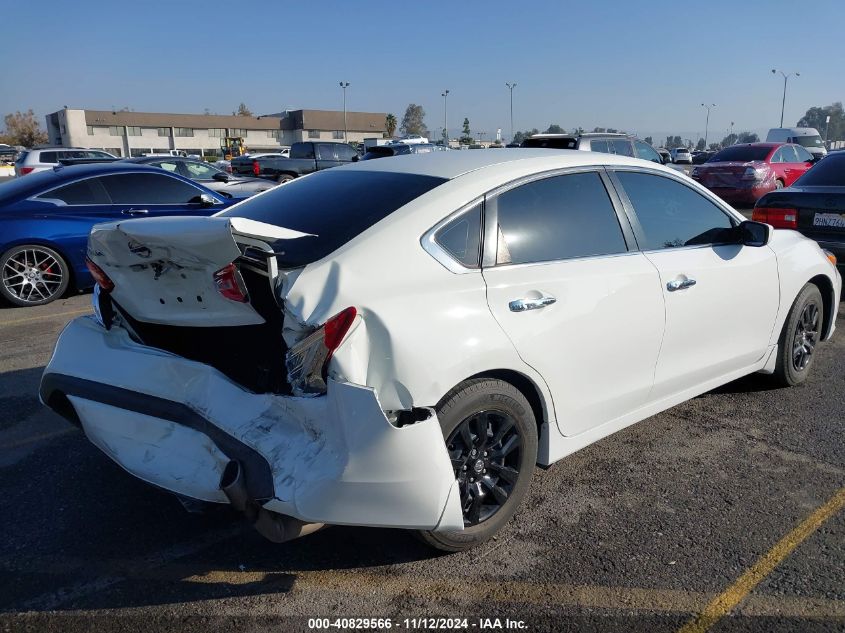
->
xmin=339 ymin=81 xmax=350 ymax=142
xmin=505 ymin=82 xmax=517 ymax=143
xmin=771 ymin=69 xmax=799 ymax=128
xmin=441 ymin=90 xmax=449 ymax=147
xmin=701 ymin=103 xmax=715 ymax=148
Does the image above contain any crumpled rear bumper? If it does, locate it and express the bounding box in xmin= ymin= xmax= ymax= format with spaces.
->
xmin=40 ymin=317 xmax=464 ymax=532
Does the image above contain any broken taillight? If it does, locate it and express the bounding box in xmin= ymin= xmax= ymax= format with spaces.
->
xmin=286 ymin=307 xmax=358 ymax=396
xmin=85 ymin=257 xmax=114 ymax=292
xmin=213 ymin=263 xmax=248 ymax=302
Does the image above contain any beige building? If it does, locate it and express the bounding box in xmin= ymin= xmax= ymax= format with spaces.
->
xmin=45 ymin=108 xmax=388 ymax=157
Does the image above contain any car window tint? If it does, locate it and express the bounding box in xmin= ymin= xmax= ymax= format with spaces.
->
xmin=615 ymin=172 xmax=735 ymax=250
xmin=589 ymin=139 xmax=610 ymax=153
xmin=610 ymin=139 xmax=635 ymax=157
xmin=336 ymin=145 xmax=357 ymax=161
xmin=494 ymin=172 xmax=627 ymax=265
xmin=36 ymin=178 xmax=111 ymax=205
xmin=183 ymin=161 xmax=217 ymax=179
xmin=794 ymin=145 xmax=813 ymax=162
xmin=39 ymin=151 xmax=59 ymax=164
xmin=635 ymin=141 xmax=662 ymax=163
xmin=98 ymin=173 xmax=203 ymax=204
xmin=435 ymin=204 xmax=482 ymax=268
xmin=155 ymin=161 xmax=179 ymax=172
xmin=316 ymin=144 xmax=338 ymax=160
xmin=794 ymin=155 xmax=844 ymax=186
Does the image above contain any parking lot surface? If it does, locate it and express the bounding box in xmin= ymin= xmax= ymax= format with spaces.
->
xmin=1 ymin=291 xmax=844 ymax=631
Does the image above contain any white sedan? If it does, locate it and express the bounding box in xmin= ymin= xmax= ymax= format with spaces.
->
xmin=41 ymin=150 xmax=840 ymax=551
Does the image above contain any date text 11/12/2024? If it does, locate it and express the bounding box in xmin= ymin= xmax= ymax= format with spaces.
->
xmin=307 ymin=618 xmax=528 ymax=630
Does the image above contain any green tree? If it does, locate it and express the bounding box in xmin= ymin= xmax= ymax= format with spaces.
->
xmin=696 ymin=138 xmax=706 ymax=151
xmin=708 ymin=143 xmax=721 ymax=151
xmin=721 ymin=133 xmax=738 ymax=147
xmin=512 ymin=128 xmax=539 ymax=144
xmin=400 ymin=104 xmax=428 ymax=136
xmin=664 ymin=135 xmax=683 ymax=149
xmin=644 ymin=136 xmax=653 ymax=146
xmin=234 ymin=103 xmax=253 ymax=117
xmin=460 ymin=117 xmax=472 ymax=145
xmin=2 ymin=110 xmax=48 ymax=147
xmin=545 ymin=124 xmax=564 ymax=134
xmin=737 ymin=131 xmax=759 ymax=143
xmin=385 ymin=113 xmax=397 ymax=138
xmin=798 ymin=102 xmax=844 ymax=142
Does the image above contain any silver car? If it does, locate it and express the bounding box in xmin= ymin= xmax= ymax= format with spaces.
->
xmin=126 ymin=157 xmax=274 ymax=197
xmin=671 ymin=147 xmax=693 ymax=164
xmin=15 ymin=147 xmax=117 ymax=176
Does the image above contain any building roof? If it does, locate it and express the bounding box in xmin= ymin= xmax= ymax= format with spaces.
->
xmin=269 ymin=110 xmax=386 ymax=133
xmin=82 ymin=110 xmax=282 ymax=130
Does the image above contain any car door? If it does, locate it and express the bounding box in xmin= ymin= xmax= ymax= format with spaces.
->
xmin=609 ymin=170 xmax=779 ymax=401
xmin=768 ymin=147 xmax=790 ymax=184
xmin=315 ymin=143 xmax=342 ymax=170
xmin=481 ymin=170 xmax=665 ymax=436
xmin=95 ymin=172 xmax=226 ymax=218
xmin=788 ymin=145 xmax=815 ymax=184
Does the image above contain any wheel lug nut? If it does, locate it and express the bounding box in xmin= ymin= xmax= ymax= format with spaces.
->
xmin=461 ymin=465 xmax=467 ymax=470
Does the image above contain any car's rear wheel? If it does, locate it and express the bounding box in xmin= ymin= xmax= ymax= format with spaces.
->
xmin=416 ymin=378 xmax=537 ymax=552
xmin=277 ymin=174 xmax=294 ymax=185
xmin=0 ymin=245 xmax=70 ymax=306
xmin=773 ymin=283 xmax=823 ymax=386
xmin=775 ymin=179 xmax=784 ymax=189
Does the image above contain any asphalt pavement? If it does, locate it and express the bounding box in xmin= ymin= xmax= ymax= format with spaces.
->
xmin=0 ymin=290 xmax=843 ymax=633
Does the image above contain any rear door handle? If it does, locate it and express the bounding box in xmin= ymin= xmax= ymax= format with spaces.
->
xmin=666 ymin=276 xmax=697 ymax=292
xmin=509 ymin=296 xmax=556 ymax=312
xmin=122 ymin=208 xmax=149 ymax=215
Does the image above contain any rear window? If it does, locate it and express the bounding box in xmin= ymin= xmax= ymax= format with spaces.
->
xmin=710 ymin=146 xmax=771 ymax=162
xmin=290 ymin=143 xmax=315 ymax=159
xmin=793 ymin=155 xmax=845 ymax=187
xmin=218 ymin=170 xmax=447 ymax=267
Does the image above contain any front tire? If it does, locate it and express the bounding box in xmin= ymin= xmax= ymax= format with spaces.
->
xmin=0 ymin=245 xmax=70 ymax=306
xmin=773 ymin=283 xmax=823 ymax=386
xmin=416 ymin=378 xmax=538 ymax=552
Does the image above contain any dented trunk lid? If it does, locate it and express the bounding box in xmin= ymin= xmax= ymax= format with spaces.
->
xmin=88 ymin=216 xmax=312 ymax=327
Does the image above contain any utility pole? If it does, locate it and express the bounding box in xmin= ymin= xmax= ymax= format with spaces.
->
xmin=701 ymin=103 xmax=715 ymax=148
xmin=339 ymin=81 xmax=350 ymax=142
xmin=505 ymin=82 xmax=517 ymax=143
xmin=824 ymin=115 xmax=831 ymax=145
xmin=771 ymin=69 xmax=799 ymax=128
xmin=441 ymin=90 xmax=449 ymax=147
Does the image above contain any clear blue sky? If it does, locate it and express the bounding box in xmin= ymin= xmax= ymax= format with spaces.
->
xmin=2 ymin=0 xmax=843 ymax=143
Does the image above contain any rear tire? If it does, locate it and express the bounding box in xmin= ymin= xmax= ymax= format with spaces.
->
xmin=773 ymin=283 xmax=823 ymax=386
xmin=0 ymin=245 xmax=70 ymax=307
xmin=775 ymin=179 xmax=784 ymax=189
xmin=416 ymin=378 xmax=538 ymax=552
xmin=277 ymin=174 xmax=294 ymax=185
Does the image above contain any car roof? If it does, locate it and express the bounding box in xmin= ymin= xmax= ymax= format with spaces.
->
xmin=341 ymin=148 xmax=669 ymax=180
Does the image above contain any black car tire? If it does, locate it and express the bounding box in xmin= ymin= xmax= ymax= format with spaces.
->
xmin=277 ymin=174 xmax=294 ymax=185
xmin=773 ymin=283 xmax=823 ymax=387
xmin=416 ymin=378 xmax=537 ymax=552
xmin=0 ymin=244 xmax=71 ymax=307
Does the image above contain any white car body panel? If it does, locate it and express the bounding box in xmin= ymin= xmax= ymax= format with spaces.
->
xmin=40 ymin=149 xmax=841 ymax=537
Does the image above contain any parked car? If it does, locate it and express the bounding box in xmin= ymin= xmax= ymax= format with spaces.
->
xmin=232 ymin=141 xmax=359 ymax=183
xmin=40 ymin=150 xmax=839 ymax=551
xmin=657 ymin=148 xmax=672 ymax=164
xmin=754 ymin=151 xmax=845 ymax=273
xmin=0 ymin=163 xmax=235 ymax=306
xmin=393 ymin=134 xmax=429 ymax=145
xmin=361 ymin=143 xmax=439 ymax=160
xmin=766 ymin=127 xmax=826 ymax=159
xmin=671 ymin=147 xmax=692 ymax=164
xmin=14 ymin=147 xmax=117 ymax=176
xmin=691 ymin=143 xmax=816 ymax=206
xmin=522 ymin=133 xmax=667 ymax=164
xmin=124 ymin=156 xmax=274 ymax=198
xmin=692 ymin=150 xmax=716 ymax=165
xmin=0 ymin=144 xmax=18 ymax=163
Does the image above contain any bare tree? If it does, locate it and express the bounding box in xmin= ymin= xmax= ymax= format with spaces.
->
xmin=2 ymin=110 xmax=48 ymax=147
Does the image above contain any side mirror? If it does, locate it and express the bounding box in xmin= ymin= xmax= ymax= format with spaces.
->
xmin=739 ymin=220 xmax=771 ymax=247
xmin=212 ymin=171 xmax=230 ymax=182
xmin=808 ymin=154 xmax=822 ymax=164
xmin=351 ymin=154 xmax=359 ymax=162
xmin=199 ymin=193 xmax=217 ymax=208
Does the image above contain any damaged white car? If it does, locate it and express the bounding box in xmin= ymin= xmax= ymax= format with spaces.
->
xmin=41 ymin=150 xmax=840 ymax=551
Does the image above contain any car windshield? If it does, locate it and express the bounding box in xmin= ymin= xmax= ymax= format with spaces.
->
xmin=795 ymin=135 xmax=824 ymax=148
xmin=793 ymin=155 xmax=845 ymax=186
xmin=218 ymin=170 xmax=447 ymax=267
xmin=709 ymin=146 xmax=771 ymax=162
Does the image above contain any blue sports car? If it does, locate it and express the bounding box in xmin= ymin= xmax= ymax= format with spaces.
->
xmin=0 ymin=163 xmax=237 ymax=306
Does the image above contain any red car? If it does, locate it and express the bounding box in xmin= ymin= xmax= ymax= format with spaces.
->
xmin=690 ymin=143 xmax=817 ymax=206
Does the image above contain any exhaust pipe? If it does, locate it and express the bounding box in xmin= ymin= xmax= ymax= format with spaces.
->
xmin=220 ymin=461 xmax=323 ymax=543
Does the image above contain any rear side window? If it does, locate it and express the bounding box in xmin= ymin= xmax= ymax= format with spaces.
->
xmin=615 ymin=172 xmax=735 ymax=250
xmin=435 ymin=204 xmax=482 ymax=268
xmin=794 ymin=155 xmax=845 ymax=186
xmin=589 ymin=139 xmax=610 ymax=153
xmin=291 ymin=143 xmax=315 ymax=159
xmin=39 ymin=151 xmax=59 ymax=164
xmin=610 ymin=140 xmax=634 ymax=157
xmin=493 ymin=172 xmax=627 ymax=265
xmin=218 ymin=170 xmax=447 ymax=267
xmin=316 ymin=144 xmax=338 ymax=160
xmin=36 ymin=178 xmax=110 ymax=205
xmin=98 ymin=173 xmax=204 ymax=204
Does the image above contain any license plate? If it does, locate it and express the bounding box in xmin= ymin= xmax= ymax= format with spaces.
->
xmin=813 ymin=212 xmax=845 ymax=229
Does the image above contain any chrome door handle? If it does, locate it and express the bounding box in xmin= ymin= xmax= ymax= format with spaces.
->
xmin=122 ymin=208 xmax=149 ymax=215
xmin=667 ymin=277 xmax=697 ymax=292
xmin=508 ymin=296 xmax=557 ymax=312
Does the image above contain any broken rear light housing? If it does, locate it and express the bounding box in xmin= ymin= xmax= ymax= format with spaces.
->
xmin=213 ymin=263 xmax=249 ymax=302
xmin=85 ymin=257 xmax=114 ymax=292
xmin=286 ymin=307 xmax=357 ymax=397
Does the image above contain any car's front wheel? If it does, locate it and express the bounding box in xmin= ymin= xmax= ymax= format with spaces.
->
xmin=416 ymin=378 xmax=538 ymax=552
xmin=773 ymin=283 xmax=823 ymax=386
xmin=0 ymin=245 xmax=70 ymax=306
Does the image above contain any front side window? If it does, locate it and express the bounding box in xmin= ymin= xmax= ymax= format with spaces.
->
xmin=589 ymin=139 xmax=610 ymax=153
xmin=634 ymin=140 xmax=662 ymax=163
xmin=36 ymin=178 xmax=110 ymax=205
xmin=183 ymin=161 xmax=218 ymax=179
xmin=615 ymin=171 xmax=735 ymax=250
xmin=316 ymin=144 xmax=338 ymax=160
xmin=435 ymin=204 xmax=482 ymax=268
xmin=98 ymin=173 xmax=205 ymax=204
xmin=493 ymin=172 xmax=627 ymax=265
xmin=794 ymin=145 xmax=813 ymax=162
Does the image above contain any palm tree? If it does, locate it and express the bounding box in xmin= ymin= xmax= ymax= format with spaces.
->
xmin=385 ymin=114 xmax=397 ymax=138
